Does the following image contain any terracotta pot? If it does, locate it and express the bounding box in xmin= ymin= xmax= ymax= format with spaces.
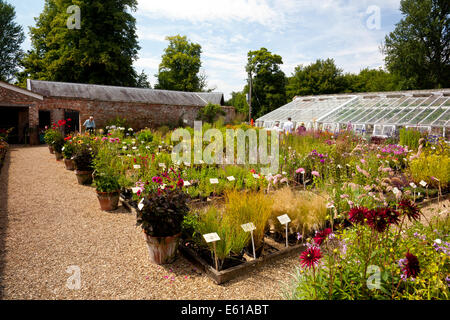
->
xmin=48 ymin=145 xmax=54 ymax=154
xmin=144 ymin=232 xmax=181 ymax=264
xmin=96 ymin=190 xmax=120 ymax=211
xmin=55 ymin=152 xmax=63 ymax=161
xmin=75 ymin=170 xmax=93 ymax=185
xmin=64 ymin=158 xmax=75 ymax=170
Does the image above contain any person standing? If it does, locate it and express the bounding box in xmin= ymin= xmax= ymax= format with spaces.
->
xmin=83 ymin=116 xmax=96 ymax=134
xmin=282 ymin=117 xmax=294 ymax=134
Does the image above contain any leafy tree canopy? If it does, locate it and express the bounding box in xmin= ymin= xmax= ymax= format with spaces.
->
xmin=18 ymin=0 xmax=141 ymax=87
xmin=383 ymin=0 xmax=450 ymax=89
xmin=155 ymin=35 xmax=207 ymax=92
xmin=246 ymin=47 xmax=286 ymax=119
xmin=0 ymin=0 xmax=24 ymax=82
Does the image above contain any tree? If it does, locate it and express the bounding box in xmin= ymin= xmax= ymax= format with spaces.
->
xmin=344 ymin=68 xmax=402 ymax=93
xmin=286 ymin=58 xmax=346 ymax=99
xmin=155 ymin=35 xmax=206 ymax=92
xmin=225 ymin=91 xmax=249 ymax=117
xmin=383 ymin=0 xmax=450 ymax=89
xmin=246 ymin=48 xmax=286 ymax=119
xmin=19 ymin=0 xmax=141 ymax=87
xmin=136 ymin=70 xmax=151 ymax=88
xmin=0 ymin=0 xmax=24 ymax=82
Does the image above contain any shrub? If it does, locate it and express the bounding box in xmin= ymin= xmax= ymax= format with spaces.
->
xmin=197 ymin=103 xmax=226 ymax=123
xmin=73 ymin=143 xmax=95 ymax=171
xmin=136 ymin=129 xmax=154 ymax=143
xmin=409 ymin=153 xmax=449 ymax=188
xmin=399 ymin=128 xmax=421 ymax=150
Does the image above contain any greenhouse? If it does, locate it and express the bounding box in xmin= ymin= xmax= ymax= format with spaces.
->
xmin=255 ymin=89 xmax=450 ymax=140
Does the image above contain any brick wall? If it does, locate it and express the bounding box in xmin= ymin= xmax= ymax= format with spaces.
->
xmin=36 ymin=97 xmax=236 ymax=130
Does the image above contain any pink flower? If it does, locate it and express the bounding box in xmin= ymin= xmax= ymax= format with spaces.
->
xmin=296 ymin=168 xmax=305 ymax=174
xmin=311 ymin=171 xmax=320 ymax=177
xmin=360 ymin=159 xmax=366 ymax=164
xmin=340 ymin=194 xmax=349 ymax=199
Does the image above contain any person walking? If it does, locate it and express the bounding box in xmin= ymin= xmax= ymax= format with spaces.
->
xmin=282 ymin=117 xmax=294 ymax=134
xmin=83 ymin=116 xmax=96 ymax=134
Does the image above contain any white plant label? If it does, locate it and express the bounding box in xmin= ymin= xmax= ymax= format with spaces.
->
xmin=282 ymin=171 xmax=287 ymax=175
xmin=252 ymin=174 xmax=260 ymax=179
xmin=409 ymin=182 xmax=417 ymax=189
xmin=122 ymin=146 xmax=127 ymax=150
xmin=131 ymin=187 xmax=141 ymax=194
xmin=277 ymin=214 xmax=291 ymax=225
xmin=227 ymin=176 xmax=235 ymax=181
xmin=419 ymin=180 xmax=427 ymax=187
xmin=158 ymin=163 xmax=166 ymax=168
xmin=132 ymin=147 xmax=137 ymax=150
xmin=241 ymin=222 xmax=256 ymax=232
xmin=133 ymin=165 xmax=141 ymax=169
xmin=183 ymin=180 xmax=191 ymax=187
xmin=62 ymin=147 xmax=65 ymax=151
xmin=203 ymin=232 xmax=220 ymax=243
xmin=210 ymin=178 xmax=219 ymax=184
xmin=138 ymin=198 xmax=144 ymax=210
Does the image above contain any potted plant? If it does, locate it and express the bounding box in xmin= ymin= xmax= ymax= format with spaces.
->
xmin=52 ymin=131 xmax=65 ymax=161
xmin=62 ymin=138 xmax=76 ymax=170
xmin=43 ymin=128 xmax=59 ymax=154
xmin=73 ymin=143 xmax=95 ymax=185
xmin=136 ymin=170 xmax=189 ymax=264
xmin=92 ymin=144 xmax=121 ymax=211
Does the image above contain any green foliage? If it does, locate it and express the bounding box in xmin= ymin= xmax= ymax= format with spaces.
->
xmin=73 ymin=143 xmax=95 ymax=171
xmin=197 ymin=102 xmax=226 ymax=123
xmin=225 ymin=91 xmax=249 ymax=117
xmin=343 ymin=68 xmax=403 ymax=93
xmin=155 ymin=35 xmax=207 ymax=92
xmin=399 ymin=128 xmax=422 ymax=150
xmin=0 ymin=0 xmax=24 ymax=82
xmin=246 ymin=47 xmax=287 ymax=118
xmin=286 ymin=59 xmax=346 ymax=98
xmin=409 ymin=153 xmax=450 ymax=188
xmin=106 ymin=116 xmax=130 ymax=132
xmin=383 ymin=0 xmax=450 ymax=89
xmin=44 ymin=128 xmax=64 ymax=152
xmin=136 ymin=129 xmax=154 ymax=143
xmin=62 ymin=140 xmax=75 ymax=159
xmin=93 ymin=143 xmax=121 ymax=192
xmin=135 ymin=70 xmax=151 ymax=88
xmin=18 ymin=0 xmax=141 ymax=87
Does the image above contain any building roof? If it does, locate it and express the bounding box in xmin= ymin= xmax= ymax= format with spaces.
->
xmin=256 ymin=89 xmax=450 ymax=129
xmin=27 ymin=79 xmax=224 ymax=107
xmin=0 ymin=81 xmax=43 ymax=100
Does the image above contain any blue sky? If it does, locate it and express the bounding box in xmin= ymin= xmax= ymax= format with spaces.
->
xmin=10 ymin=0 xmax=403 ymax=99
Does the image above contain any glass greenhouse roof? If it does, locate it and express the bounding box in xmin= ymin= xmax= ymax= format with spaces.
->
xmin=256 ymin=90 xmax=450 ymax=131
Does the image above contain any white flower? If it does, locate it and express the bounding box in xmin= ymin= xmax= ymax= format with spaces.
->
xmin=434 ymin=239 xmax=442 ymax=244
xmin=128 ymin=128 xmax=133 ymax=131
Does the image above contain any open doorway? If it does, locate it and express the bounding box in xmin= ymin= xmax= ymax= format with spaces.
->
xmin=0 ymin=106 xmax=29 ymax=144
xmin=64 ymin=110 xmax=80 ymax=135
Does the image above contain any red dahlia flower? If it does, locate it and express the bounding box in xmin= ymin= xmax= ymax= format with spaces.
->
xmin=400 ymin=251 xmax=420 ymax=279
xmin=299 ymin=246 xmax=322 ymax=269
xmin=314 ymin=228 xmax=332 ymax=245
xmin=365 ymin=208 xmax=389 ymax=233
xmin=177 ymin=179 xmax=184 ymax=188
xmin=398 ymin=199 xmax=421 ymax=222
xmin=348 ymin=206 xmax=369 ymax=225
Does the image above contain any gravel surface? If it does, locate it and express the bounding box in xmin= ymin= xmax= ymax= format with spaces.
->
xmin=0 ymin=145 xmax=300 ymax=300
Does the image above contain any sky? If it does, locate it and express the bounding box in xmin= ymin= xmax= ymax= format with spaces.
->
xmin=10 ymin=0 xmax=403 ymax=99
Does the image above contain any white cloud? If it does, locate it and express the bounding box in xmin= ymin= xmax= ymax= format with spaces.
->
xmin=137 ymin=0 xmax=282 ymax=27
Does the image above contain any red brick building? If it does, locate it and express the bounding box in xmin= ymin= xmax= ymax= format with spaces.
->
xmin=0 ymin=80 xmax=235 ymax=144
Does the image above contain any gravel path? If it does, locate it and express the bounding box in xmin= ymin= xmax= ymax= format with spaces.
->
xmin=0 ymin=145 xmax=300 ymax=300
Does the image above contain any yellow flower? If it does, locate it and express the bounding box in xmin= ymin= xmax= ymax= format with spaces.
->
xmin=77 ymin=140 xmax=83 ymax=144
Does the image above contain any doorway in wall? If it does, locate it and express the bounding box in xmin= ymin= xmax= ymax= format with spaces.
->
xmin=64 ymin=110 xmax=80 ymax=134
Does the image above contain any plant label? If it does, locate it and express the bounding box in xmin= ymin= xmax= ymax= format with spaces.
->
xmin=277 ymin=214 xmax=291 ymax=225
xmin=282 ymin=171 xmax=287 ymax=175
xmin=159 ymin=163 xmax=166 ymax=168
xmin=138 ymin=198 xmax=144 ymax=210
xmin=241 ymin=223 xmax=256 ymax=232
xmin=133 ymin=165 xmax=141 ymax=169
xmin=227 ymin=176 xmax=235 ymax=181
xmin=61 ymin=147 xmax=65 ymax=151
xmin=241 ymin=223 xmax=257 ymax=259
xmin=419 ymin=180 xmax=427 ymax=187
xmin=183 ymin=181 xmax=191 ymax=187
xmin=131 ymin=187 xmax=141 ymax=194
xmin=252 ymin=174 xmax=260 ymax=179
xmin=409 ymin=182 xmax=417 ymax=189
xmin=203 ymin=232 xmax=220 ymax=243
xmin=132 ymin=147 xmax=137 ymax=150
xmin=210 ymin=178 xmax=219 ymax=184
xmin=122 ymin=146 xmax=127 ymax=150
